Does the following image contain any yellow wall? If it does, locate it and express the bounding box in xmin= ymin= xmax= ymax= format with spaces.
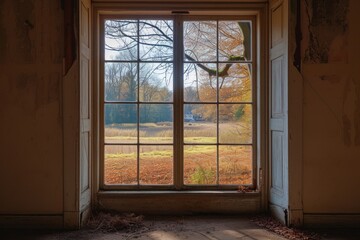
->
xmin=301 ymin=0 xmax=360 ymax=213
xmin=0 ymin=0 xmax=359 ymax=220
xmin=0 ymin=0 xmax=64 ymax=214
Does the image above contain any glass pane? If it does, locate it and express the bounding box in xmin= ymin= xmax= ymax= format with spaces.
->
xmin=184 ymin=63 xmax=217 ymax=102
xmin=105 ymin=104 xmax=137 ymax=144
xmin=219 ymin=104 xmax=252 ymax=144
xmin=139 ymin=104 xmax=173 ymax=143
xmin=184 ymin=104 xmax=216 ymax=144
xmin=139 ymin=20 xmax=173 ymax=61
xmin=219 ymin=21 xmax=251 ymax=61
xmin=184 ymin=21 xmax=217 ymax=62
xmin=218 ymin=63 xmax=252 ymax=102
xmin=105 ymin=20 xmax=138 ymax=61
xmin=104 ymin=145 xmax=137 ymax=185
xmin=184 ymin=145 xmax=217 ymax=185
xmin=140 ymin=145 xmax=173 ymax=185
xmin=139 ymin=63 xmax=173 ymax=102
xmin=219 ymin=145 xmax=252 ymax=185
xmin=104 ymin=62 xmax=138 ymax=102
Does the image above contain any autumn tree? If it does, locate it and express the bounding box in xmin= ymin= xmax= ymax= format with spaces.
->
xmin=105 ymin=19 xmax=252 ymax=123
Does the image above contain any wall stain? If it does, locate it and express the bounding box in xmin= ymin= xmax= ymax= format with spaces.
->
xmin=16 ymin=73 xmax=37 ymax=91
xmin=319 ymin=75 xmax=340 ymax=84
xmin=14 ymin=73 xmax=37 ymax=114
xmin=12 ymin=0 xmax=35 ymax=63
xmin=342 ymin=115 xmax=352 ymax=146
xmin=353 ymin=77 xmax=360 ymax=146
xmin=35 ymin=74 xmax=60 ymax=109
xmin=0 ymin=1 xmax=7 ymax=63
xmin=341 ymin=76 xmax=360 ymax=146
xmin=14 ymin=73 xmax=60 ymax=114
xmin=304 ymin=0 xmax=349 ymax=63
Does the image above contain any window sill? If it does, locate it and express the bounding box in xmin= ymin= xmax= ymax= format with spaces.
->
xmin=97 ymin=190 xmax=262 ymax=214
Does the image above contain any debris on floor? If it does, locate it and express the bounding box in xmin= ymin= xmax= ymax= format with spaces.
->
xmin=252 ymin=215 xmax=322 ymax=240
xmin=86 ymin=211 xmax=144 ymax=233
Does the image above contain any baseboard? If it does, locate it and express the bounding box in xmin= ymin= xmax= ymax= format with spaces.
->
xmin=0 ymin=215 xmax=63 ymax=229
xmin=304 ymin=214 xmax=360 ymax=228
xmin=63 ymin=211 xmax=80 ymax=229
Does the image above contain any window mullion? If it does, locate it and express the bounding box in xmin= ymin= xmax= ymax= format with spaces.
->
xmin=136 ymin=19 xmax=140 ymax=187
xmin=173 ymin=16 xmax=184 ymax=189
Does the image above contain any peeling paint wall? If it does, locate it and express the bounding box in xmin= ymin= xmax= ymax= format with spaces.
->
xmin=301 ymin=0 xmax=360 ymax=213
xmin=0 ymin=0 xmax=64 ymax=214
xmin=304 ymin=0 xmax=349 ymax=63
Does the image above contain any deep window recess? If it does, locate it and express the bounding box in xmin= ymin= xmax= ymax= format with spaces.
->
xmin=101 ymin=15 xmax=256 ymax=190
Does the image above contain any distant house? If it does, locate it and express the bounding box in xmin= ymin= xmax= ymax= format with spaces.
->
xmin=184 ymin=113 xmax=195 ymax=122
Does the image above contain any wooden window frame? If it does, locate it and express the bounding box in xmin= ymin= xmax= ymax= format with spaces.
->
xmin=92 ymin=2 xmax=268 ymax=213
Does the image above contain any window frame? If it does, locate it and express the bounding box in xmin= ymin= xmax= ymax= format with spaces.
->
xmin=98 ymin=13 xmax=257 ymax=191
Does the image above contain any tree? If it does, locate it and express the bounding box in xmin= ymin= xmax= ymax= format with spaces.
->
xmin=105 ymin=19 xmax=252 ymax=123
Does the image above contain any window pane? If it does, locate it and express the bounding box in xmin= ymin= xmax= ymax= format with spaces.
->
xmin=104 ymin=145 xmax=137 ymax=185
xmin=139 ymin=20 xmax=173 ymax=61
xmin=105 ymin=104 xmax=137 ymax=144
xmin=104 ymin=62 xmax=138 ymax=102
xmin=219 ymin=104 xmax=252 ymax=144
xmin=184 ymin=63 xmax=217 ymax=102
xmin=184 ymin=104 xmax=216 ymax=144
xmin=105 ymin=20 xmax=138 ymax=61
xmin=184 ymin=145 xmax=217 ymax=185
xmin=219 ymin=21 xmax=251 ymax=61
xmin=139 ymin=104 xmax=173 ymax=143
xmin=139 ymin=63 xmax=173 ymax=102
xmin=184 ymin=21 xmax=217 ymax=62
xmin=218 ymin=63 xmax=252 ymax=102
xmin=219 ymin=145 xmax=252 ymax=185
xmin=140 ymin=145 xmax=173 ymax=185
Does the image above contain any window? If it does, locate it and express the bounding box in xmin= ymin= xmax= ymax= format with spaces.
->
xmin=100 ymin=15 xmax=256 ymax=190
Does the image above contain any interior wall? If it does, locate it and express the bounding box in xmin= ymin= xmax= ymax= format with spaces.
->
xmin=1 ymin=0 xmax=359 ymax=224
xmin=301 ymin=0 xmax=360 ymax=214
xmin=0 ymin=0 xmax=64 ymax=214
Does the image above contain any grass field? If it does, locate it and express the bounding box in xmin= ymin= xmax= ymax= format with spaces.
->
xmin=104 ymin=122 xmax=253 ymax=185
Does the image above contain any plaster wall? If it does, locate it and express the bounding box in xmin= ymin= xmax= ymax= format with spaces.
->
xmin=301 ymin=0 xmax=360 ymax=213
xmin=1 ymin=0 xmax=360 ymax=220
xmin=0 ymin=0 xmax=64 ymax=214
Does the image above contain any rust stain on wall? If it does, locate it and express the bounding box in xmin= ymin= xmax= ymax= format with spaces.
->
xmin=304 ymin=0 xmax=349 ymax=63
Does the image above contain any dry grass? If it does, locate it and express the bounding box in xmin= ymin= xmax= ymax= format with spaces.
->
xmin=105 ymin=146 xmax=252 ymax=185
xmin=86 ymin=211 xmax=144 ymax=233
xmin=104 ymin=122 xmax=253 ymax=185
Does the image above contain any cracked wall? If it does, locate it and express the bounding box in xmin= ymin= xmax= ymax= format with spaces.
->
xmin=301 ymin=0 xmax=360 ymax=214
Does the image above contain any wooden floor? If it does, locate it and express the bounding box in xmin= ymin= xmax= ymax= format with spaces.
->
xmin=0 ymin=215 xmax=359 ymax=240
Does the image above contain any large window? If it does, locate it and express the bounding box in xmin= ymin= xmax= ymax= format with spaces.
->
xmin=101 ymin=15 xmax=255 ymax=190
